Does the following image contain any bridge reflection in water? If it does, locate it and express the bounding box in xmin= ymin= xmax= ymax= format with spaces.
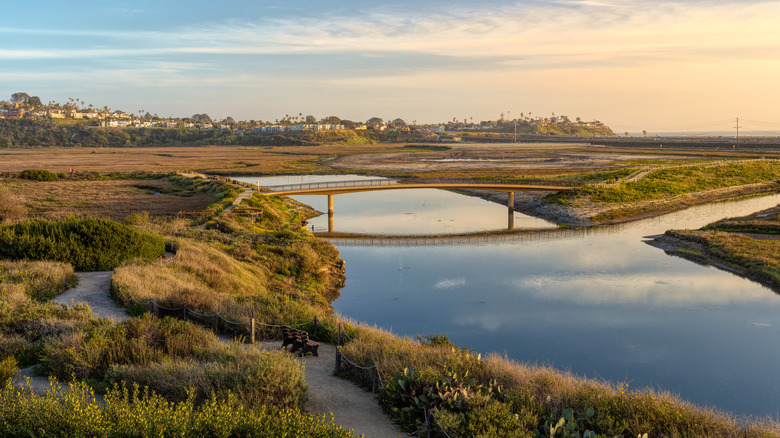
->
xmin=259 ymin=179 xmax=573 ymax=233
xmin=318 ymin=228 xmax=590 ymax=247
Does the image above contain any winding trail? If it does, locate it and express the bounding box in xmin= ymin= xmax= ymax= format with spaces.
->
xmin=224 ymin=188 xmax=255 ymax=213
xmin=19 ymin=270 xmax=403 ymax=437
xmin=52 ymin=272 xmax=129 ymax=322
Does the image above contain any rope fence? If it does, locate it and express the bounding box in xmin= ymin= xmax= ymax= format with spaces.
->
xmin=108 ymin=280 xmax=352 ymax=348
xmin=112 ymin=282 xmax=460 ymax=435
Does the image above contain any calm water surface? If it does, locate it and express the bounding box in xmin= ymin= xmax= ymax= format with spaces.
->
xmin=237 ymin=175 xmax=780 ymax=417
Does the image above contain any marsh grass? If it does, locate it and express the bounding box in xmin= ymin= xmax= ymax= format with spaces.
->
xmin=2 ymin=174 xmax=227 ymax=221
xmin=574 ymin=161 xmax=780 ymax=204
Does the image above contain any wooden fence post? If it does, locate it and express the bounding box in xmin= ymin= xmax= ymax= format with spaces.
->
xmin=371 ymin=365 xmax=378 ymax=394
xmin=250 ymin=318 xmax=256 ymax=344
xmin=338 ymin=323 xmax=343 ymax=347
xmin=183 ymin=306 xmax=187 ymax=321
xmin=313 ymin=316 xmax=319 ymax=336
xmin=335 ymin=346 xmax=342 ymax=374
xmin=214 ymin=314 xmax=219 ymax=333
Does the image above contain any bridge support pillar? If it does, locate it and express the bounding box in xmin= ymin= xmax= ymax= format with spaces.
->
xmin=327 ymin=195 xmax=334 ymax=233
xmin=508 ymin=192 xmax=515 ymax=230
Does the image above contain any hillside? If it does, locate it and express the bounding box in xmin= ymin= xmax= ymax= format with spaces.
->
xmin=0 ymin=119 xmax=613 ymax=147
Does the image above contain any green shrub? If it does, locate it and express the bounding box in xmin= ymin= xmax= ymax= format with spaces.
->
xmin=0 ymin=356 xmax=18 ymax=384
xmin=18 ymin=168 xmax=58 ymax=181
xmin=433 ymin=400 xmax=537 ymax=438
xmin=0 ymin=380 xmax=356 ymax=437
xmin=380 ymin=365 xmax=516 ymax=435
xmin=0 ymin=217 xmax=165 ymax=271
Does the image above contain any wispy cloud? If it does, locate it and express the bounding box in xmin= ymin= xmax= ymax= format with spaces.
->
xmin=434 ymin=278 xmax=467 ymax=290
xmin=3 ymin=1 xmax=779 ymax=125
xmin=3 ymin=1 xmax=779 ymax=64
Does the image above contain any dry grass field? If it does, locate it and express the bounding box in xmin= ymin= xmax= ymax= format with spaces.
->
xmin=1 ymin=178 xmax=215 ymax=221
xmin=1 ymin=143 xmax=772 ymax=178
xmin=0 ymin=145 xmax=405 ymax=175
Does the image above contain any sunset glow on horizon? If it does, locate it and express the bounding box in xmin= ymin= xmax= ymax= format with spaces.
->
xmin=3 ymin=0 xmax=779 ymax=133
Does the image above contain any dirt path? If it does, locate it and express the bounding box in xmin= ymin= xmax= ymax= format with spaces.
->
xmin=52 ymin=271 xmax=129 ymax=322
xmin=223 ymin=188 xmax=254 ymax=213
xmin=299 ymin=344 xmax=403 ymax=438
xmin=14 ymin=272 xmax=125 ymax=395
xmin=22 ymin=271 xmax=403 ymax=437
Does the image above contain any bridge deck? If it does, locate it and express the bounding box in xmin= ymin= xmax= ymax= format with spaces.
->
xmin=260 ymin=182 xmax=573 ymax=196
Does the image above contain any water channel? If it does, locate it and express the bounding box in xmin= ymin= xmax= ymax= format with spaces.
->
xmin=235 ymin=174 xmax=780 ymax=418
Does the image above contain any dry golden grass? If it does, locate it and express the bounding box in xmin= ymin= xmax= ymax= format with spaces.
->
xmin=1 ymin=178 xmax=215 ymax=221
xmin=0 ymin=145 xmax=406 ymax=175
xmin=112 ymin=238 xmax=268 ymax=318
xmin=338 ymin=320 xmax=780 ymax=437
xmin=0 ymin=260 xmax=76 ymax=301
xmin=0 ymin=184 xmax=26 ymax=222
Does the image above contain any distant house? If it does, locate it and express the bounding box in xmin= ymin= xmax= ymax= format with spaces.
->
xmin=4 ymin=109 xmax=26 ymax=118
xmin=254 ymin=125 xmax=287 ymax=132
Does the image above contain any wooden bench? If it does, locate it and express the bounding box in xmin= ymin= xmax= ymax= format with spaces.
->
xmin=281 ymin=326 xmax=319 ymax=357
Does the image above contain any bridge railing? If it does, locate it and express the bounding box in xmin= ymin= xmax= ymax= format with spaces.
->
xmin=262 ymin=179 xmax=397 ymax=192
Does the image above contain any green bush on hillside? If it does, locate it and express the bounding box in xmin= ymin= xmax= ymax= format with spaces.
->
xmin=18 ymin=169 xmax=59 ymax=181
xmin=0 ymin=217 xmax=165 ymax=271
xmin=0 ymin=380 xmax=355 ymax=437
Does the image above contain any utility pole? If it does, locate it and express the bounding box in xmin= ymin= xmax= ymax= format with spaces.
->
xmin=734 ymin=117 xmax=742 ymax=148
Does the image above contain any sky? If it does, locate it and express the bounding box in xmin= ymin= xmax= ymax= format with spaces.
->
xmin=2 ymin=0 xmax=780 ymax=133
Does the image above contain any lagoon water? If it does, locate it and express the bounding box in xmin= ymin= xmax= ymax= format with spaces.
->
xmin=236 ymin=175 xmax=780 ymax=417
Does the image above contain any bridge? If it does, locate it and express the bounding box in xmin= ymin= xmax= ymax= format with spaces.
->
xmin=257 ymin=179 xmax=573 ymax=232
xmin=259 ymin=179 xmax=572 ymax=229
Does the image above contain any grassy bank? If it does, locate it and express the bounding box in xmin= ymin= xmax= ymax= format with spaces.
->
xmin=548 ymin=160 xmax=780 ymax=224
xmin=112 ymin=192 xmax=344 ymax=338
xmin=337 ymin=325 xmax=779 ymax=437
xmin=654 ymin=205 xmax=780 ymax=292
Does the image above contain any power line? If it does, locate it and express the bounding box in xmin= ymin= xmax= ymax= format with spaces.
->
xmin=607 ymin=118 xmax=736 ymax=132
